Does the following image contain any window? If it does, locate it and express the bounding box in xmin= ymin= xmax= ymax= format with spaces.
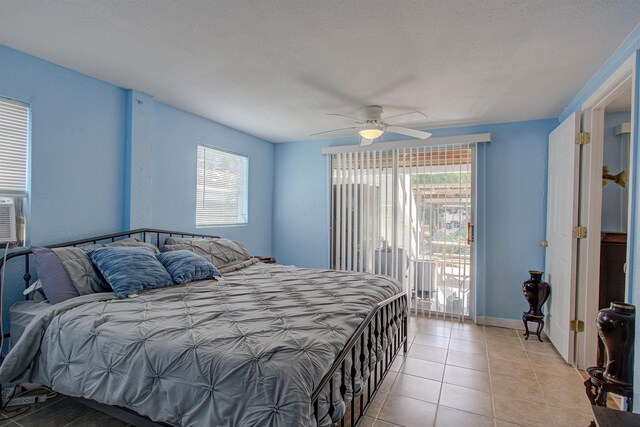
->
xmin=0 ymin=96 xmax=29 ymax=246
xmin=0 ymin=97 xmax=29 ymax=196
xmin=329 ymin=144 xmax=473 ymax=317
xmin=196 ymin=145 xmax=248 ymax=226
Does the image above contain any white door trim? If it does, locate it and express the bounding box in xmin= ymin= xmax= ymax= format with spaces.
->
xmin=576 ymin=52 xmax=636 ymax=369
xmin=581 ymin=55 xmax=636 ymax=112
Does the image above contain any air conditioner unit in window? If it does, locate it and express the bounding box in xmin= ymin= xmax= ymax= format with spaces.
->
xmin=0 ymin=197 xmax=16 ymax=244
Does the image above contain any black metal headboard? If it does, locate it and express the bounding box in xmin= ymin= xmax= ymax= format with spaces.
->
xmin=0 ymin=228 xmax=220 ymax=294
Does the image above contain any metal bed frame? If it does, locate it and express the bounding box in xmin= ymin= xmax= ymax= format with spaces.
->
xmin=0 ymin=228 xmax=408 ymax=427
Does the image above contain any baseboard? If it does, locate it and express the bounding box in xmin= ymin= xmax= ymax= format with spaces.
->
xmin=474 ymin=316 xmax=523 ymax=329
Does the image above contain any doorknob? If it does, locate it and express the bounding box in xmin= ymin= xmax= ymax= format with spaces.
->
xmin=539 ymin=241 xmax=549 ymax=247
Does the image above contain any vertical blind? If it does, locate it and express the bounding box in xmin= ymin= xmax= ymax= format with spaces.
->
xmin=330 ymin=143 xmax=473 ymax=319
xmin=0 ymin=97 xmax=29 ymax=196
xmin=196 ymin=144 xmax=248 ymax=226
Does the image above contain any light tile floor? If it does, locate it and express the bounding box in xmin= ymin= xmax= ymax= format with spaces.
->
xmin=361 ymin=315 xmax=598 ymax=427
xmin=0 ymin=316 xmax=601 ymax=427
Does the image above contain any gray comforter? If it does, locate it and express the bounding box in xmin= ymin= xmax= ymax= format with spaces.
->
xmin=0 ymin=262 xmax=404 ymax=426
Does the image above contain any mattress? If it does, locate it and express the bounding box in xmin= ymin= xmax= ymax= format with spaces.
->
xmin=0 ymin=263 xmax=405 ymax=426
xmin=9 ymin=300 xmax=52 ymax=347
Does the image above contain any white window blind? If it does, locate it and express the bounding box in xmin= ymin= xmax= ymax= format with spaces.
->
xmin=0 ymin=97 xmax=29 ymax=196
xmin=196 ymin=145 xmax=248 ymax=226
xmin=329 ymin=143 xmax=474 ymax=320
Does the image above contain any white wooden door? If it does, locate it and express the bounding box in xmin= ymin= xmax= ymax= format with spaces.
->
xmin=545 ymin=112 xmax=580 ymax=363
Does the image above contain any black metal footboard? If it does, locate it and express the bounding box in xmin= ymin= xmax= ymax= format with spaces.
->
xmin=311 ymin=291 xmax=408 ymax=426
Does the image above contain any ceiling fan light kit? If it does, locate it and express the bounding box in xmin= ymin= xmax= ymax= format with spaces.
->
xmin=358 ymin=127 xmax=384 ymax=140
xmin=313 ymin=105 xmax=433 ymax=146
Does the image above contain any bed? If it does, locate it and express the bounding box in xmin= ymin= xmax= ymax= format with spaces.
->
xmin=0 ymin=229 xmax=407 ymax=427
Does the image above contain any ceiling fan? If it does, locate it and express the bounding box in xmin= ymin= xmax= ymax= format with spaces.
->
xmin=311 ymin=105 xmax=432 ymax=146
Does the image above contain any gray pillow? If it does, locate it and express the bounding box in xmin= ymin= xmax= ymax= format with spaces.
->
xmin=54 ymin=237 xmax=160 ymax=295
xmin=161 ymin=238 xmax=250 ymax=269
xmin=218 ymin=257 xmax=259 ymax=274
xmin=163 ymin=237 xmax=217 ymax=246
xmin=32 ymin=247 xmax=80 ymax=304
xmin=83 ymin=237 xmax=160 ymax=254
xmin=52 ymin=247 xmax=109 ymax=295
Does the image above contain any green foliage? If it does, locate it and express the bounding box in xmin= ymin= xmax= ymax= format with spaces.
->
xmin=412 ymin=172 xmax=470 ymax=185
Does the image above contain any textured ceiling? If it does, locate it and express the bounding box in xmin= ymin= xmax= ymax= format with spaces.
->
xmin=1 ymin=1 xmax=639 ymax=143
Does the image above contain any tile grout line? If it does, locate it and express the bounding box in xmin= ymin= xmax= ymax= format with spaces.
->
xmin=430 ymin=325 xmax=450 ymax=426
xmin=483 ymin=325 xmax=497 ymax=425
xmin=410 ymin=319 xmax=593 ymax=427
xmin=519 ymin=329 xmax=563 ymax=426
xmin=484 ymin=325 xmax=536 ymax=427
xmin=520 ymin=329 xmax=547 ymax=400
xmin=523 ymin=334 xmax=593 ymax=420
xmin=373 ymin=328 xmax=413 ymax=424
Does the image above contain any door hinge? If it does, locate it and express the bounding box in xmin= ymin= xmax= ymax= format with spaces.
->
xmin=573 ymin=226 xmax=588 ymax=239
xmin=570 ymin=320 xmax=585 ymax=332
xmin=577 ymin=132 xmax=590 ymax=145
xmin=539 ymin=241 xmax=549 ymax=247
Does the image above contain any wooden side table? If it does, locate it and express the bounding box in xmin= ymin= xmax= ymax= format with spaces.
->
xmin=522 ymin=313 xmax=545 ymax=342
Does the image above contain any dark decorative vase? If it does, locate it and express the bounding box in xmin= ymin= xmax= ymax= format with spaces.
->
xmin=596 ymin=302 xmax=635 ymax=386
xmin=522 ymin=270 xmax=550 ymax=317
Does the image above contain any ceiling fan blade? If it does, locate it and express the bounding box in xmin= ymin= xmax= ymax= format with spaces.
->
xmin=327 ymin=113 xmax=363 ymax=124
xmin=385 ymin=126 xmax=432 ymax=139
xmin=310 ymin=126 xmax=359 ymax=137
xmin=383 ymin=111 xmax=428 ymax=125
xmin=360 ymin=137 xmax=374 ymax=146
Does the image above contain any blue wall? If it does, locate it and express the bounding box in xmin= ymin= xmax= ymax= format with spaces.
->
xmin=0 ymin=44 xmax=275 ymax=338
xmin=0 ymin=45 xmax=274 ymax=256
xmin=151 ymin=102 xmax=274 ymax=255
xmin=0 ymin=45 xmax=127 ymax=245
xmin=272 ymin=139 xmax=331 ymax=269
xmin=273 ymin=119 xmax=557 ymax=321
xmin=0 ymin=45 xmax=128 ymax=337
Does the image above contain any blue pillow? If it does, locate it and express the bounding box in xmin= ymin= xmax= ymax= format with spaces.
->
xmin=156 ymin=250 xmax=221 ymax=284
xmin=87 ymin=247 xmax=174 ymax=299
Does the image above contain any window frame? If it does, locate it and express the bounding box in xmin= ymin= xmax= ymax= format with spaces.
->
xmin=0 ymin=96 xmax=30 ymax=198
xmin=0 ymin=95 xmax=30 ymax=247
xmin=195 ymin=144 xmax=249 ymax=227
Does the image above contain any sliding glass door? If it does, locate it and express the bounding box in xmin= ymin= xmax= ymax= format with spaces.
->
xmin=330 ymin=144 xmax=474 ymax=320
